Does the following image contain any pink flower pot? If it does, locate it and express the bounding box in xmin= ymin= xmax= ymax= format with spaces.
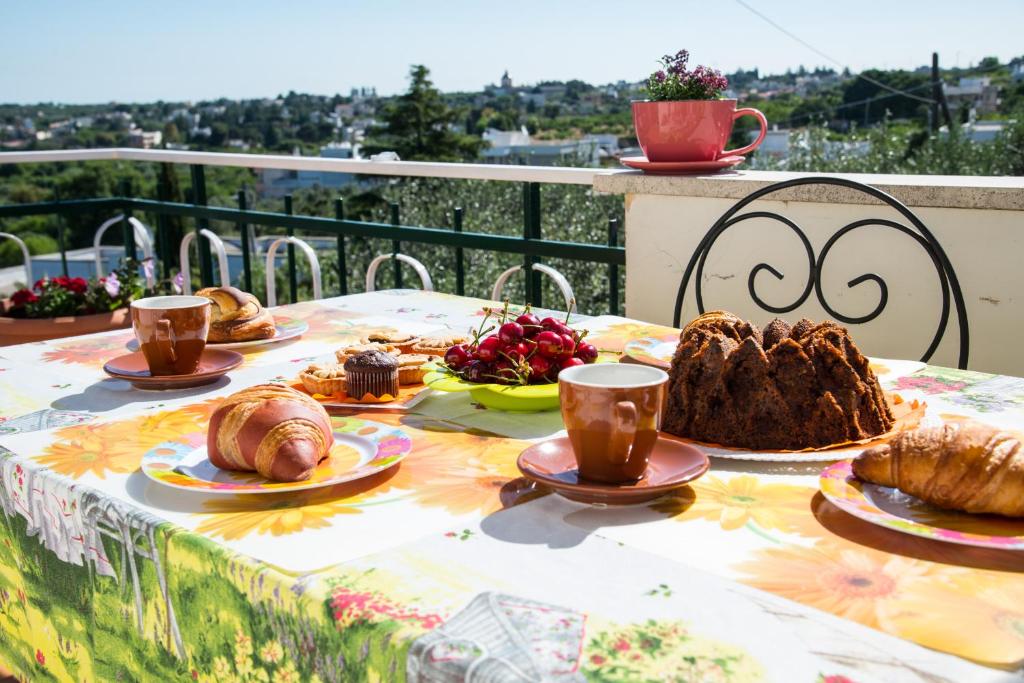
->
xmin=0 ymin=303 xmax=131 ymax=346
xmin=632 ymin=99 xmax=767 ymax=162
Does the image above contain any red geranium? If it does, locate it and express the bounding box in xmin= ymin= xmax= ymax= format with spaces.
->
xmin=10 ymin=289 xmax=38 ymax=307
xmin=67 ymin=277 xmax=88 ymax=294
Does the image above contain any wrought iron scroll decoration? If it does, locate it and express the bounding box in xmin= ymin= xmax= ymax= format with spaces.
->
xmin=673 ymin=177 xmax=969 ymax=368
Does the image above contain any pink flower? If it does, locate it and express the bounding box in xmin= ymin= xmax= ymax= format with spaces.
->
xmin=35 ymin=649 xmax=45 ymax=666
xmin=613 ymin=638 xmax=631 ymax=652
xmin=589 ymin=654 xmax=606 ymax=665
xmin=142 ymin=259 xmax=155 ymax=282
xmin=104 ymin=271 xmax=121 ymax=298
xmin=173 ymin=271 xmax=184 ymax=294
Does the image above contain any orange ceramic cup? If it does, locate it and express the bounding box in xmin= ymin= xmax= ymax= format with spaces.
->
xmin=130 ymin=296 xmax=211 ymax=376
xmin=558 ymin=363 xmax=669 ymax=484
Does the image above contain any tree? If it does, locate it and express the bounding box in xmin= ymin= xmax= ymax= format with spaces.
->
xmin=362 ymin=65 xmax=483 ymax=161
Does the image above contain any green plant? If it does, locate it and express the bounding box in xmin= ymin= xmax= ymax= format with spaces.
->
xmin=5 ymin=258 xmax=151 ymax=318
xmin=644 ymin=50 xmax=729 ymax=101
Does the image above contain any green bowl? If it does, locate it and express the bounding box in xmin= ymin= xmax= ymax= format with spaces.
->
xmin=422 ymin=365 xmax=560 ymax=412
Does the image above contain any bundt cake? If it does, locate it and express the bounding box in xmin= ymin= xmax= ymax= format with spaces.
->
xmin=663 ymin=311 xmax=894 ymax=450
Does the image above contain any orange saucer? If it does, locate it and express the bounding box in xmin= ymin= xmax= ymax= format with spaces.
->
xmin=103 ymin=348 xmax=243 ymax=390
xmin=517 ymin=435 xmax=709 ymax=505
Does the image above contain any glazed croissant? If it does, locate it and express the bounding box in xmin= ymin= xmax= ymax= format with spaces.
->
xmin=853 ymin=422 xmax=1024 ymax=517
xmin=207 ymin=384 xmax=334 ymax=482
xmin=197 ymin=286 xmax=275 ymax=343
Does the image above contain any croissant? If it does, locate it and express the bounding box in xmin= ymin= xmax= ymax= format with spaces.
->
xmin=207 ymin=384 xmax=334 ymax=482
xmin=197 ymin=286 xmax=276 ymax=343
xmin=853 ymin=422 xmax=1024 ymax=517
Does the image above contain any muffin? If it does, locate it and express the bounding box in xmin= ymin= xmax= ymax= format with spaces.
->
xmin=412 ymin=334 xmax=471 ymax=356
xmin=299 ymin=363 xmax=346 ymax=396
xmin=362 ymin=329 xmax=421 ymax=354
xmin=396 ymin=353 xmax=440 ymax=385
xmin=343 ymin=350 xmax=400 ymax=401
xmin=335 ymin=342 xmax=400 ymax=364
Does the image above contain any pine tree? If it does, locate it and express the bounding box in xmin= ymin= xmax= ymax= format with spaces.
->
xmin=363 ymin=65 xmax=483 ymax=161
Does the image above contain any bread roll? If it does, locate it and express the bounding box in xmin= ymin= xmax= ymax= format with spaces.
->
xmin=207 ymin=384 xmax=333 ymax=482
xmin=197 ymin=286 xmax=275 ymax=343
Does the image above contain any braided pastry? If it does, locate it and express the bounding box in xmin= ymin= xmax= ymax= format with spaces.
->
xmin=197 ymin=286 xmax=275 ymax=343
xmin=207 ymin=384 xmax=334 ymax=482
xmin=854 ymin=422 xmax=1024 ymax=517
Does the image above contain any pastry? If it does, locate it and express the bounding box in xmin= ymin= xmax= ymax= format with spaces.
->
xmin=853 ymin=422 xmax=1024 ymax=517
xmin=335 ymin=342 xmax=400 ymax=364
xmin=411 ymin=334 xmax=470 ymax=356
xmin=343 ymin=350 xmax=399 ymax=401
xmin=207 ymin=384 xmax=333 ymax=482
xmin=662 ymin=311 xmax=893 ymax=450
xmin=396 ymin=353 xmax=439 ymax=385
xmin=300 ymin=363 xmax=346 ymax=396
xmin=362 ymin=329 xmax=421 ymax=353
xmin=197 ymin=286 xmax=276 ymax=343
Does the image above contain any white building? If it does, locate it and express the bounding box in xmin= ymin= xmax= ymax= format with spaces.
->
xmin=481 ymin=127 xmax=600 ymax=166
xmin=257 ymin=143 xmax=360 ymax=198
xmin=944 ymin=77 xmax=1000 ymax=115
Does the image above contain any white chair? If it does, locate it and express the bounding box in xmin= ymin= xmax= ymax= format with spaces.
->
xmin=365 ymin=253 xmax=433 ymax=292
xmin=491 ymin=263 xmax=576 ymax=312
xmin=264 ymin=236 xmax=322 ymax=307
xmin=0 ymin=232 xmax=33 ymax=286
xmin=93 ymin=215 xmax=155 ymax=287
xmin=178 ymin=229 xmax=231 ymax=294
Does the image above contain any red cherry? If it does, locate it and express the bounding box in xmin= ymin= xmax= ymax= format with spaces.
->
xmin=553 ymin=323 xmax=574 ymax=338
xmin=528 ymin=354 xmax=552 ymax=380
xmin=444 ymin=344 xmax=472 ymax=370
xmin=539 ymin=317 xmax=562 ymax=331
xmin=492 ymin=360 xmax=519 ymax=385
xmin=498 ymin=321 xmax=524 ymax=345
xmin=575 ymin=342 xmax=599 ymax=363
xmin=515 ymin=313 xmax=541 ymax=330
xmin=503 ymin=341 xmax=530 ymax=362
xmin=536 ymin=330 xmax=564 ymax=358
xmin=558 ymin=333 xmax=577 ymax=360
xmin=462 ymin=360 xmax=488 ymax=383
xmin=560 ymin=357 xmax=585 ymax=370
xmin=476 ymin=336 xmax=502 ymax=363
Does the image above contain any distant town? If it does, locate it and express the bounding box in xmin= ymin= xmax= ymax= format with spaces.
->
xmin=2 ymin=55 xmax=1022 ymax=199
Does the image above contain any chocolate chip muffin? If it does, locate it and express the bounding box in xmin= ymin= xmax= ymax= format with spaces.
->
xmin=343 ymin=350 xmax=400 ymax=401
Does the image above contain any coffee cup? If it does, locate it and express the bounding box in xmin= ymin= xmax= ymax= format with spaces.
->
xmin=558 ymin=363 xmax=669 ymax=484
xmin=130 ymin=296 xmax=211 ymax=376
xmin=632 ymin=99 xmax=768 ymax=162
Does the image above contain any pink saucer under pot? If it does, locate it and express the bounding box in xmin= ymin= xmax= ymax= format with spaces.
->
xmin=516 ymin=435 xmax=709 ymax=505
xmin=620 ymin=155 xmax=745 ymax=174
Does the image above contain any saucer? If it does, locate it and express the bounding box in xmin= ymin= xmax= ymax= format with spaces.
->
xmin=103 ymin=348 xmax=244 ymax=390
xmin=620 ymin=155 xmax=745 ymax=174
xmin=517 ymin=435 xmax=709 ymax=505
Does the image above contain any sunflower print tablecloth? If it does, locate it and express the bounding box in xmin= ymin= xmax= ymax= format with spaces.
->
xmin=0 ymin=291 xmax=1020 ymax=682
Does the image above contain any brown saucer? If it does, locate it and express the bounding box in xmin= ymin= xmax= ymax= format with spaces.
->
xmin=103 ymin=348 xmax=243 ymax=390
xmin=517 ymin=435 xmax=709 ymax=505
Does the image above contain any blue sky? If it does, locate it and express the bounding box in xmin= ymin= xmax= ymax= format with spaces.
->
xmin=3 ymin=0 xmax=1022 ymax=103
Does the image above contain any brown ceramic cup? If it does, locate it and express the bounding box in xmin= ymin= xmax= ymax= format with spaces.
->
xmin=130 ymin=296 xmax=211 ymax=376
xmin=558 ymin=363 xmax=669 ymax=484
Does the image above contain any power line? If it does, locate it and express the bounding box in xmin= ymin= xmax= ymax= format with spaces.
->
xmin=777 ymin=82 xmax=936 ymax=127
xmin=732 ymin=0 xmax=936 ymax=104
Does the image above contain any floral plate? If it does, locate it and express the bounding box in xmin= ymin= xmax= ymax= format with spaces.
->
xmin=141 ymin=416 xmax=411 ymax=494
xmin=622 ymin=336 xmax=926 ymax=383
xmin=207 ymin=316 xmax=309 ymax=349
xmin=820 ymin=459 xmax=1024 ymax=550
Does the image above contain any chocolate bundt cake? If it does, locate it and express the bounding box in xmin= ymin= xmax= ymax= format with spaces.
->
xmin=663 ymin=311 xmax=894 ymax=450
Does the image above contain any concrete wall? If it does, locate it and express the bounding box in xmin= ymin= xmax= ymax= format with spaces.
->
xmin=594 ymin=171 xmax=1024 ymax=376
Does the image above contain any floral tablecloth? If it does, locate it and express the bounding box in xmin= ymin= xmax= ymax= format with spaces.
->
xmin=0 ymin=291 xmax=1021 ymax=683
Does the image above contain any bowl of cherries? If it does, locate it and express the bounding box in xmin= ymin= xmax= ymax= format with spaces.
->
xmin=423 ymin=302 xmax=600 ymax=411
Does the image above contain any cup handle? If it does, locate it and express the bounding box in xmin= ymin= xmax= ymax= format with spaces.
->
xmin=720 ymin=108 xmax=768 ymax=158
xmin=609 ymin=400 xmax=638 ymax=464
xmin=155 ymin=319 xmax=177 ymax=364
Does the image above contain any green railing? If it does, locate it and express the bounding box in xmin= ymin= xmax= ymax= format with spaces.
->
xmin=0 ymin=165 xmax=625 ymax=314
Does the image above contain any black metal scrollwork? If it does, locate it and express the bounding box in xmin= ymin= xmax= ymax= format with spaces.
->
xmin=673 ymin=177 xmax=969 ymax=368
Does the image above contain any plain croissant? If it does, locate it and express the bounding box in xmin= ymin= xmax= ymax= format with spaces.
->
xmin=197 ymin=286 xmax=276 ymax=343
xmin=208 ymin=384 xmax=334 ymax=482
xmin=853 ymin=422 xmax=1024 ymax=517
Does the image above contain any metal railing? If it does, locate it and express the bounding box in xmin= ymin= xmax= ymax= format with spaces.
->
xmin=0 ymin=149 xmax=624 ymax=313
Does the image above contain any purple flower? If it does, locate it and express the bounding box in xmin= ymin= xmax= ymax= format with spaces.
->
xmin=104 ymin=272 xmax=121 ymax=298
xmin=172 ymin=271 xmax=184 ymax=294
xmin=142 ymin=259 xmax=154 ymax=282
xmin=654 ymin=70 xmax=666 ymax=82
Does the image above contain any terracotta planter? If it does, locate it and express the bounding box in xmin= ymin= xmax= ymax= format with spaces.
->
xmin=631 ymin=98 xmax=767 ymax=162
xmin=0 ymin=302 xmax=131 ymax=346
